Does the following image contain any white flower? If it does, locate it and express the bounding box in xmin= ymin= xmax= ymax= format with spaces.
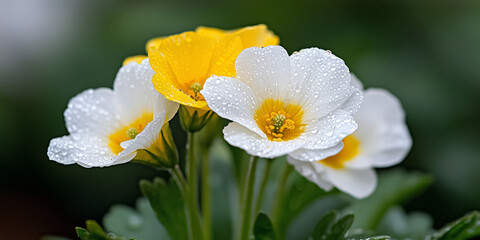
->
xmin=288 ymin=75 xmax=412 ymax=199
xmin=47 ymin=59 xmax=179 ymax=168
xmin=201 ymin=46 xmax=362 ymax=159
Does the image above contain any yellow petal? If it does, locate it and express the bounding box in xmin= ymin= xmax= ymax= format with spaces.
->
xmin=122 ymin=55 xmax=147 ymax=66
xmin=195 ymin=26 xmax=227 ymax=40
xmin=145 ymin=36 xmax=165 ymax=52
xmin=152 ymin=73 xmax=209 ymax=110
xmin=154 ymin=31 xmax=215 ymax=87
xmin=227 ymin=24 xmax=280 ymax=48
xmin=196 ymin=24 xmax=279 ymax=48
xmin=208 ymin=35 xmax=243 ymax=77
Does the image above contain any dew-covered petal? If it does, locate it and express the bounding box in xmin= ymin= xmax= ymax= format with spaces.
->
xmin=289 ymin=142 xmax=344 ymax=161
xmin=302 ymin=109 xmax=358 ymax=150
xmin=64 ymin=88 xmax=121 ymax=136
xmin=235 ymin=46 xmax=291 ymax=100
xmin=287 ymin=157 xmax=334 ymax=191
xmin=289 ymin=48 xmax=362 ymax=120
xmin=354 ymin=89 xmax=412 ymax=168
xmin=202 ymin=76 xmax=266 ymax=138
xmin=223 ymin=122 xmax=305 ymax=159
xmin=47 ymin=133 xmax=117 ymax=168
xmin=350 ymin=73 xmax=364 ymax=90
xmin=114 ymin=59 xmax=157 ymax=124
xmin=325 ymin=167 xmax=377 ymax=199
xmin=114 ymin=110 xmax=167 ymax=165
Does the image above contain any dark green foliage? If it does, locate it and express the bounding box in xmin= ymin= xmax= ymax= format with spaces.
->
xmin=312 ymin=212 xmax=354 ymax=240
xmin=103 ymin=198 xmax=169 ymax=240
xmin=347 ymin=169 xmax=433 ymax=231
xmin=254 ymin=213 xmax=276 ymax=240
xmin=139 ymin=177 xmax=188 ymax=240
xmin=427 ymin=211 xmax=480 ymax=240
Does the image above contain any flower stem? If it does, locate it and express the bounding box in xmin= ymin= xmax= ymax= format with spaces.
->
xmin=254 ymin=159 xmax=272 ymax=215
xmin=171 ymin=165 xmax=193 ymax=240
xmin=239 ymin=155 xmax=259 ymax=240
xmin=272 ymin=163 xmax=293 ymax=222
xmin=201 ymin=149 xmax=212 ymax=240
xmin=186 ymin=132 xmax=203 ymax=240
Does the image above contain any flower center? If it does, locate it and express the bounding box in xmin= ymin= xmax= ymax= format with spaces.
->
xmin=255 ymin=99 xmax=304 ymax=142
xmin=319 ymin=135 xmax=361 ymax=169
xmin=126 ymin=128 xmax=139 ymax=139
xmin=187 ymin=81 xmax=205 ymax=101
xmin=108 ymin=113 xmax=153 ymax=155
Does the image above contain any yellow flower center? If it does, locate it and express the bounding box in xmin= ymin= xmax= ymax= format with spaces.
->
xmin=186 ymin=81 xmax=205 ymax=101
xmin=108 ymin=113 xmax=153 ymax=155
xmin=255 ymin=99 xmax=305 ymax=141
xmin=319 ymin=135 xmax=361 ymax=169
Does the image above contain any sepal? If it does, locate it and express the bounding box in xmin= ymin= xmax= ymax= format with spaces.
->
xmin=76 ymin=220 xmax=136 ymax=240
xmin=132 ymin=123 xmax=179 ymax=169
xmin=178 ymin=105 xmax=214 ymax=132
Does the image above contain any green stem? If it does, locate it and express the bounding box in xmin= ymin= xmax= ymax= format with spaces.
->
xmin=239 ymin=155 xmax=259 ymax=240
xmin=201 ymin=149 xmax=211 ymax=240
xmin=186 ymin=132 xmax=203 ymax=240
xmin=171 ymin=165 xmax=192 ymax=240
xmin=254 ymin=159 xmax=272 ymax=215
xmin=272 ymin=164 xmax=293 ymax=222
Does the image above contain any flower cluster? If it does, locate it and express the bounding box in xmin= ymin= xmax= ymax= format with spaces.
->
xmin=47 ymin=24 xmax=412 ymax=240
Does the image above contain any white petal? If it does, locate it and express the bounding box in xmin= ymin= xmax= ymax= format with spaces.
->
xmin=350 ymin=73 xmax=364 ymax=90
xmin=154 ymin=93 xmax=179 ymax=122
xmin=47 ymin=133 xmax=116 ymax=168
xmin=202 ymin=76 xmax=266 ymax=138
xmin=287 ymin=156 xmax=334 ymax=191
xmin=235 ymin=46 xmax=291 ymax=100
xmin=113 ymin=110 xmax=167 ymax=165
xmin=302 ymin=109 xmax=358 ymax=150
xmin=223 ymin=122 xmax=304 ymax=159
xmin=344 ymin=154 xmax=372 ymax=169
xmin=64 ymin=88 xmax=122 ymax=136
xmin=114 ymin=58 xmax=178 ymax=124
xmin=354 ymin=89 xmax=412 ymax=168
xmin=325 ymin=167 xmax=377 ymax=199
xmin=289 ymin=142 xmax=344 ymax=161
xmin=289 ymin=48 xmax=362 ymax=119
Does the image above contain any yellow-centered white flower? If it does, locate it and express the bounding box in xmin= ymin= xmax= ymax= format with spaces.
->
xmin=47 ymin=59 xmax=179 ymax=168
xmin=201 ymin=46 xmax=363 ymax=159
xmin=288 ymin=75 xmax=412 ymax=199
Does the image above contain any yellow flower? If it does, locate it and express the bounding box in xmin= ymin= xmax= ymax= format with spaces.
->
xmin=196 ymin=24 xmax=279 ymax=48
xmin=146 ymin=24 xmax=279 ymax=51
xmin=147 ymin=24 xmax=279 ymax=131
xmin=149 ymin=31 xmax=241 ymax=110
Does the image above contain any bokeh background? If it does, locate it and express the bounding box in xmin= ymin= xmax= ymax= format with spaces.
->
xmin=1 ymin=0 xmax=479 ymax=239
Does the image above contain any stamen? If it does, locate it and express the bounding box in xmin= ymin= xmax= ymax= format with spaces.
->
xmin=264 ymin=109 xmax=296 ymax=141
xmin=127 ymin=128 xmax=139 ymax=139
xmin=187 ymin=82 xmax=205 ymax=101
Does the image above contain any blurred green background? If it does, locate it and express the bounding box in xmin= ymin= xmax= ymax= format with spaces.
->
xmin=1 ymin=0 xmax=479 ymax=239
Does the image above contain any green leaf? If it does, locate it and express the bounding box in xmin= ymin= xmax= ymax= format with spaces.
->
xmin=427 ymin=211 xmax=480 ymax=240
xmin=312 ymin=211 xmax=338 ymax=240
xmin=254 ymin=213 xmax=276 ymax=240
xmin=139 ymin=177 xmax=188 ymax=240
xmin=75 ymin=220 xmax=135 ymax=240
xmin=376 ymin=206 xmax=433 ymax=240
xmin=325 ymin=214 xmax=354 ymax=240
xmin=277 ymin=170 xmax=339 ymax=239
xmin=103 ymin=197 xmax=169 ymax=240
xmin=346 ymin=169 xmax=433 ymax=231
